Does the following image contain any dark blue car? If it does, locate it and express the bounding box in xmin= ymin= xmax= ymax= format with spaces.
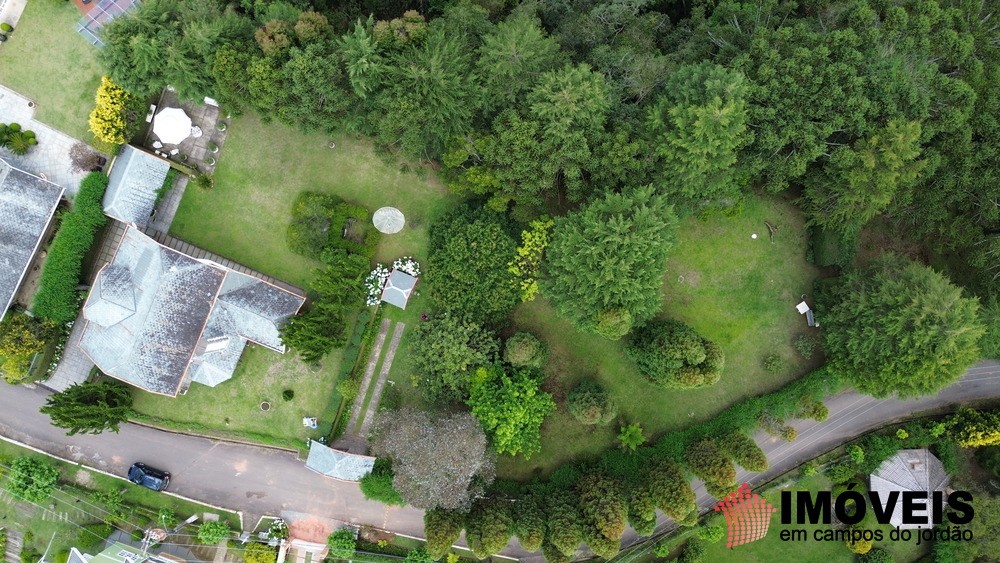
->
xmin=128 ymin=462 xmax=170 ymax=491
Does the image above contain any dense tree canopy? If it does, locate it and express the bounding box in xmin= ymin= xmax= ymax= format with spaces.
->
xmin=822 ymin=255 xmax=984 ymax=398
xmin=408 ymin=313 xmax=499 ymax=402
xmin=426 ymin=208 xmax=519 ymax=325
xmin=467 ymin=365 xmax=555 ymax=459
xmin=370 ymin=409 xmax=494 ymax=510
xmin=542 ymin=186 xmax=677 ymax=339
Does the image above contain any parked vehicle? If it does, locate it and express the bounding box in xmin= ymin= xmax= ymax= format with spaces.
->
xmin=127 ymin=462 xmax=170 ymax=491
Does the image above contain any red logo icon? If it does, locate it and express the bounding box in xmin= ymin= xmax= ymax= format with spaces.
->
xmin=714 ymin=483 xmax=776 ymax=548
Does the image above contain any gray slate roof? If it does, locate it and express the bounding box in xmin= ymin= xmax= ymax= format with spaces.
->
xmin=103 ymin=146 xmax=170 ymax=227
xmin=380 ymin=269 xmax=417 ymax=309
xmin=81 ymin=227 xmax=305 ymax=395
xmin=0 ymin=159 xmax=65 ymax=321
xmin=305 ymin=440 xmax=375 ymax=481
xmin=869 ymin=448 xmax=950 ymax=529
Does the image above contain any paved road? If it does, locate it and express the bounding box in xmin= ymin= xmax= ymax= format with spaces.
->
xmin=0 ymin=362 xmax=998 ymax=560
xmin=619 ymin=360 xmax=1000 ymax=550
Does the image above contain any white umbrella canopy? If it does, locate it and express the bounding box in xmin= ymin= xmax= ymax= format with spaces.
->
xmin=152 ymin=107 xmax=192 ymax=145
xmin=373 ymin=207 xmax=405 ymax=234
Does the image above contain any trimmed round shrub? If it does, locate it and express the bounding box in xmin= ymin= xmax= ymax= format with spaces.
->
xmin=567 ymin=381 xmax=617 ymax=425
xmin=503 ymin=332 xmax=547 ymax=368
xmin=281 ymin=389 xmax=294 ymax=401
xmin=626 ymin=319 xmax=724 ymax=388
xmin=762 ymin=352 xmax=783 ymax=372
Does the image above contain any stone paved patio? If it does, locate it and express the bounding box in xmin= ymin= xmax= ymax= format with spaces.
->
xmin=0 ymin=85 xmax=99 ymax=196
xmin=145 ymin=88 xmax=229 ymax=174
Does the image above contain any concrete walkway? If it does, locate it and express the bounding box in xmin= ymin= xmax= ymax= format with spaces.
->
xmin=344 ymin=318 xmax=391 ymax=433
xmin=358 ymin=322 xmax=405 ymax=439
xmin=147 ymin=173 xmax=189 ymax=234
xmin=0 ymin=85 xmax=98 ymax=196
xmin=41 ymin=318 xmax=92 ymax=392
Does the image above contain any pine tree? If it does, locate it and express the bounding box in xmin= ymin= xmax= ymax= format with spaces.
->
xmin=40 ymin=381 xmax=134 ymax=436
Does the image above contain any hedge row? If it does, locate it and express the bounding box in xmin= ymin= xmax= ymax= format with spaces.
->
xmin=422 ymin=366 xmax=847 ymax=560
xmin=33 ymin=173 xmax=109 ymax=323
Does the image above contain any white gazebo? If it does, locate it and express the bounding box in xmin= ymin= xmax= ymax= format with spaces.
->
xmin=373 ymin=206 xmax=405 ymax=234
xmin=152 ymin=107 xmax=192 ymax=145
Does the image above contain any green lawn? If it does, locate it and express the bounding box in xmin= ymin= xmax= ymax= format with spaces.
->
xmin=170 ymin=112 xmax=455 ymax=288
xmin=146 ymin=114 xmax=451 ymax=441
xmin=496 ymin=196 xmax=823 ymax=479
xmin=0 ymin=1 xmax=103 ymax=141
xmin=131 ymin=344 xmax=344 ymax=449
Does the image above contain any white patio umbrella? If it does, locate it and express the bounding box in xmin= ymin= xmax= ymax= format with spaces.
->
xmin=152 ymin=107 xmax=192 ymax=145
xmin=373 ymin=207 xmax=405 ymax=234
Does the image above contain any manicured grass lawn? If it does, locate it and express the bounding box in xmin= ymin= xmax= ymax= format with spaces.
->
xmin=0 ymin=1 xmax=103 ymax=141
xmin=497 ymin=196 xmax=823 ymax=479
xmin=153 ymin=114 xmax=450 ymax=443
xmin=170 ymin=112 xmax=455 ymax=289
xmin=131 ymin=344 xmax=343 ymax=449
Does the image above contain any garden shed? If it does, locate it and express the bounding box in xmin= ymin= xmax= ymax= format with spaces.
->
xmin=380 ymin=268 xmax=417 ymax=309
xmin=304 ymin=440 xmax=375 ymax=481
xmin=102 ymin=145 xmax=170 ymax=227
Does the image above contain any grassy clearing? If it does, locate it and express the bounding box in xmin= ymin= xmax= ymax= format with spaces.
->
xmin=0 ymin=1 xmax=103 ymax=141
xmin=496 ymin=197 xmax=822 ymax=479
xmin=131 ymin=344 xmax=343 ymax=449
xmin=170 ymin=112 xmax=455 ymax=288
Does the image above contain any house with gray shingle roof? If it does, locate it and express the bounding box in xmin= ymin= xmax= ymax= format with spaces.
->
xmin=869 ymin=448 xmax=950 ymax=529
xmin=79 ymin=226 xmax=305 ymax=396
xmin=102 ymin=145 xmax=170 ymax=227
xmin=0 ymin=158 xmax=65 ymax=322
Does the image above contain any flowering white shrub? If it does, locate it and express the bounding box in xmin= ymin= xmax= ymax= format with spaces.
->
xmin=393 ymin=256 xmax=421 ymax=277
xmin=365 ymin=264 xmax=390 ymax=306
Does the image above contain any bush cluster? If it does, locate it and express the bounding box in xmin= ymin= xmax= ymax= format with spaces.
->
xmin=286 ymin=192 xmax=378 ymax=258
xmin=359 ymin=459 xmax=406 ymax=506
xmin=626 ymin=319 xmax=724 ymax=389
xmin=33 ymin=173 xmax=109 ymax=323
xmin=567 ymin=381 xmax=617 ymax=425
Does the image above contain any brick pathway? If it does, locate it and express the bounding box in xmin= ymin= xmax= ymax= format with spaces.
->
xmin=0 ymin=85 xmax=100 ymax=196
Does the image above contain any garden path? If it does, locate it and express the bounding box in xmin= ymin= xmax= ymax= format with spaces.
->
xmin=357 ymin=322 xmax=406 ymax=439
xmin=344 ymin=318 xmax=391 ymax=432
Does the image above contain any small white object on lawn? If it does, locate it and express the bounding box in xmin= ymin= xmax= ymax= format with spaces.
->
xmin=373 ymin=206 xmax=405 ymax=234
xmin=751 ymin=233 xmax=758 ymax=239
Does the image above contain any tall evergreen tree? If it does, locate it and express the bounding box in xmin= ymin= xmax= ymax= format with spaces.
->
xmin=541 ymin=186 xmax=678 ymax=339
xmin=822 ymin=255 xmax=984 ymax=398
xmin=647 ymin=62 xmax=750 ymax=209
xmin=40 ymin=381 xmax=134 ymax=436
